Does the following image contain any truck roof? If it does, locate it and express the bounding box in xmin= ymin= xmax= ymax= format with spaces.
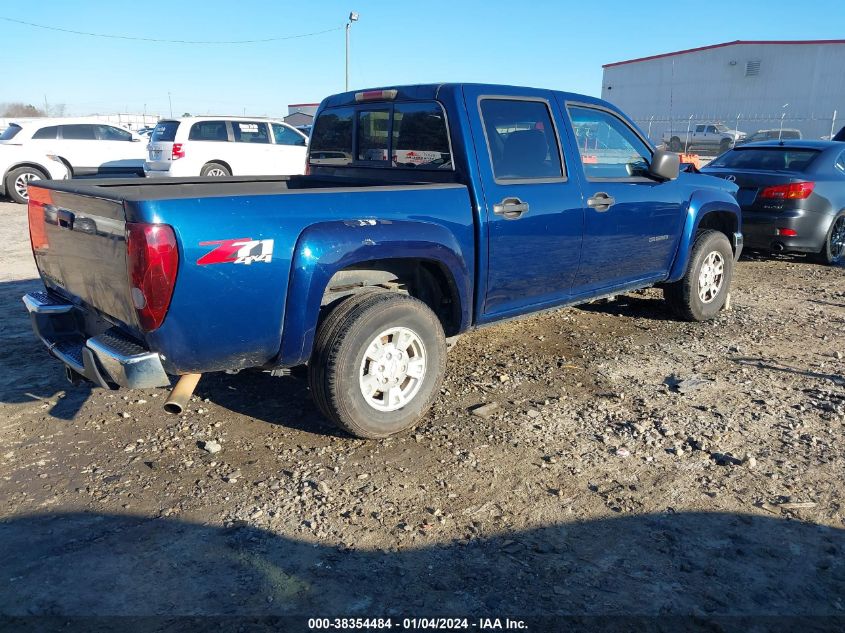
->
xmin=319 ymin=83 xmax=609 ymax=109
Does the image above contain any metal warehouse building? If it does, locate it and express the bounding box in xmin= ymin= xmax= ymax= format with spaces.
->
xmin=601 ymin=40 xmax=845 ymax=145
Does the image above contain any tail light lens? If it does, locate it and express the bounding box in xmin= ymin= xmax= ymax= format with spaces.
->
xmin=171 ymin=143 xmax=185 ymax=160
xmin=760 ymin=181 xmax=815 ymax=200
xmin=777 ymin=228 xmax=798 ymax=237
xmin=126 ymin=223 xmax=179 ymax=331
xmin=27 ymin=186 xmax=52 ymax=252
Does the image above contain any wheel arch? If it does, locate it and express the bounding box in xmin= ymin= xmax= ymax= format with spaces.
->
xmin=202 ymin=159 xmax=232 ymax=175
xmin=667 ymin=192 xmax=741 ymax=283
xmin=277 ymin=219 xmax=472 ymax=367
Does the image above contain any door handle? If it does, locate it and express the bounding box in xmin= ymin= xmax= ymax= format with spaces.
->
xmin=587 ymin=192 xmax=615 ymax=212
xmin=493 ymin=197 xmax=529 ymax=220
xmin=57 ymin=209 xmax=75 ymax=229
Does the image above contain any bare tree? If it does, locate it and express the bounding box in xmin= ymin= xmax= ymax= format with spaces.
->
xmin=1 ymin=103 xmax=46 ymax=117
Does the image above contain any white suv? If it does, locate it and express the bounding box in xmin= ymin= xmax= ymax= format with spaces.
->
xmin=0 ymin=118 xmax=147 ymax=177
xmin=0 ymin=145 xmax=69 ymax=203
xmin=144 ymin=117 xmax=308 ymax=177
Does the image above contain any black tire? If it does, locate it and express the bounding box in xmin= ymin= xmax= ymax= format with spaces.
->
xmin=308 ymin=292 xmax=447 ymax=438
xmin=810 ymin=213 xmax=845 ymax=266
xmin=719 ymin=138 xmax=732 ymax=153
xmin=5 ymin=166 xmax=47 ymax=204
xmin=200 ymin=162 xmax=230 ymax=177
xmin=669 ymin=137 xmax=682 ymax=152
xmin=663 ymin=229 xmax=734 ymax=321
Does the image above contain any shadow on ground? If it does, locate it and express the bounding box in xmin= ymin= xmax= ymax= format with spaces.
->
xmin=1 ymin=511 xmax=843 ymax=631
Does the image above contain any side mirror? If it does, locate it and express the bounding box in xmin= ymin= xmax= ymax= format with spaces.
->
xmin=649 ymin=149 xmax=680 ymax=181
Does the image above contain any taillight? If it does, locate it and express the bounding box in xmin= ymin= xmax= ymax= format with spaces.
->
xmin=760 ymin=181 xmax=815 ymax=200
xmin=126 ymin=223 xmax=179 ymax=332
xmin=27 ymin=186 xmax=51 ymax=251
xmin=171 ymin=143 xmax=185 ymax=160
xmin=777 ymin=228 xmax=798 ymax=237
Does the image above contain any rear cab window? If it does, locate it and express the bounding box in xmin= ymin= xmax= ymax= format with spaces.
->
xmin=309 ymin=101 xmax=452 ymax=170
xmin=709 ymin=148 xmax=820 ymax=171
xmin=151 ymin=121 xmax=180 ymax=142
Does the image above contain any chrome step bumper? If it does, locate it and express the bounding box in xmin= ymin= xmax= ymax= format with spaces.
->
xmin=23 ymin=291 xmax=170 ymax=389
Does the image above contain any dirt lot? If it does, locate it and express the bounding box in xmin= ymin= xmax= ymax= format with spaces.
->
xmin=1 ymin=199 xmax=844 ymax=627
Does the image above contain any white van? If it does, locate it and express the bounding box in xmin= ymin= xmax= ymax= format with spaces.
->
xmin=144 ymin=117 xmax=308 ymax=177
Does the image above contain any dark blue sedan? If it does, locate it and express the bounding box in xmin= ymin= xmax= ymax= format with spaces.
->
xmin=702 ymin=140 xmax=845 ymax=265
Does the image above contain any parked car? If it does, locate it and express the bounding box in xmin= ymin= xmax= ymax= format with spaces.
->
xmin=663 ymin=123 xmax=746 ymax=153
xmin=23 ymin=82 xmax=741 ymax=439
xmin=144 ymin=117 xmax=308 ymax=177
xmin=833 ymin=126 xmax=845 ymax=142
xmin=702 ymin=140 xmax=845 ymax=264
xmin=0 ymin=118 xmax=146 ymax=177
xmin=135 ymin=127 xmax=155 ymax=139
xmin=0 ymin=145 xmax=69 ymax=203
xmin=737 ymin=128 xmax=802 ymax=145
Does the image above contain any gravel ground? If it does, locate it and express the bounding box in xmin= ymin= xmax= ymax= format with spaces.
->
xmin=1 ymin=199 xmax=844 ymax=625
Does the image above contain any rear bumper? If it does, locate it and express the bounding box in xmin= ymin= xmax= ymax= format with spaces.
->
xmin=23 ymin=291 xmax=170 ymax=389
xmin=741 ymin=208 xmax=829 ymax=254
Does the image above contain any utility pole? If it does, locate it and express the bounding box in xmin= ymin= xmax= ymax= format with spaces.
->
xmin=43 ymin=95 xmax=49 ymax=116
xmin=168 ymin=92 xmax=173 ymax=118
xmin=345 ymin=11 xmax=359 ymax=91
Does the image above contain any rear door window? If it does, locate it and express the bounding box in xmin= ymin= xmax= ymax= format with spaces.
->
xmin=188 ymin=121 xmax=229 ymax=142
xmin=479 ymin=98 xmax=563 ymax=181
xmin=0 ymin=124 xmax=21 ymax=140
xmin=32 ymin=126 xmax=59 ymax=140
xmin=309 ymin=108 xmax=354 ymax=165
xmin=232 ymin=121 xmax=270 ymax=144
xmin=151 ymin=120 xmax=180 ymax=142
xmin=61 ymin=125 xmax=97 ymax=140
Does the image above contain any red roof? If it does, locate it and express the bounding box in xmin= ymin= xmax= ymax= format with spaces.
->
xmin=603 ymin=39 xmax=845 ymax=68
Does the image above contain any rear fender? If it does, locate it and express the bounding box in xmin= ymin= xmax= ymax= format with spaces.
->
xmin=667 ymin=190 xmax=741 ymax=283
xmin=278 ymin=219 xmax=472 ymax=366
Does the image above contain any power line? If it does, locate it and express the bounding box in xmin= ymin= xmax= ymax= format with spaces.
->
xmin=0 ymin=16 xmax=343 ymax=45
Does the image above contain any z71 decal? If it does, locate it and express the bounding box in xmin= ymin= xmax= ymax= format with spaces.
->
xmin=197 ymin=238 xmax=274 ymax=266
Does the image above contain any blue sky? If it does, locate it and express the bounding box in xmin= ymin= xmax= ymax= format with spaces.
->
xmin=4 ymin=0 xmax=845 ymax=117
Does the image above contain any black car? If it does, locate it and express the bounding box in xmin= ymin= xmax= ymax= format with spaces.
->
xmin=702 ymin=140 xmax=845 ymax=265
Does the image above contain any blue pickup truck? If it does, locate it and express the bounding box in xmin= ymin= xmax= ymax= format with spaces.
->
xmin=23 ymin=83 xmax=742 ymax=438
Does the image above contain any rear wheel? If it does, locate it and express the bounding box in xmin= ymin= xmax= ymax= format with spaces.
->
xmin=200 ymin=162 xmax=230 ymax=177
xmin=664 ymin=230 xmax=734 ymax=321
xmin=811 ymin=213 xmax=845 ymax=265
xmin=669 ymin=137 xmax=682 ymax=152
xmin=308 ymin=292 xmax=447 ymax=438
xmin=719 ymin=138 xmax=732 ymax=153
xmin=5 ymin=166 xmax=46 ymax=204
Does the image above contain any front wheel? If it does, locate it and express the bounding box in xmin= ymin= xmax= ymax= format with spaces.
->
xmin=663 ymin=230 xmax=734 ymax=321
xmin=719 ymin=138 xmax=732 ymax=153
xmin=5 ymin=166 xmax=47 ymax=204
xmin=669 ymin=137 xmax=682 ymax=152
xmin=811 ymin=213 xmax=845 ymax=266
xmin=308 ymin=292 xmax=447 ymax=438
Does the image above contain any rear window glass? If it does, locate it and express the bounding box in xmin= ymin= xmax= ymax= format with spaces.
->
xmin=309 ymin=101 xmax=452 ymax=170
xmin=151 ymin=121 xmax=180 ymax=142
xmin=0 ymin=124 xmax=22 ymax=141
xmin=392 ymin=103 xmax=451 ymax=168
xmin=188 ymin=121 xmax=228 ymax=142
xmin=232 ymin=121 xmax=269 ymax=144
xmin=32 ymin=125 xmax=59 ymax=140
xmin=309 ymin=108 xmax=354 ymax=166
xmin=357 ymin=110 xmax=389 ymax=161
xmin=709 ymin=148 xmax=819 ymax=171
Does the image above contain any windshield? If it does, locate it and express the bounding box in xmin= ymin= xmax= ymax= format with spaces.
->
xmin=0 ymin=124 xmax=22 ymax=141
xmin=708 ymin=148 xmax=820 ymax=171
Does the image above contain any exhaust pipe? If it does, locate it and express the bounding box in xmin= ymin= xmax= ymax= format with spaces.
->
xmin=771 ymin=242 xmax=785 ymax=253
xmin=163 ymin=373 xmax=202 ymax=415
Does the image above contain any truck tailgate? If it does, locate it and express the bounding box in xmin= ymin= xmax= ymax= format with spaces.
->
xmin=28 ymin=186 xmax=137 ymax=330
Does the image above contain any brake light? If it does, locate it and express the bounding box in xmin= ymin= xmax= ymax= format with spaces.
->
xmin=760 ymin=181 xmax=815 ymax=200
xmin=27 ymin=186 xmax=52 ymax=251
xmin=126 ymin=223 xmax=179 ymax=331
xmin=171 ymin=143 xmax=185 ymax=160
xmin=354 ymin=89 xmax=398 ymax=102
